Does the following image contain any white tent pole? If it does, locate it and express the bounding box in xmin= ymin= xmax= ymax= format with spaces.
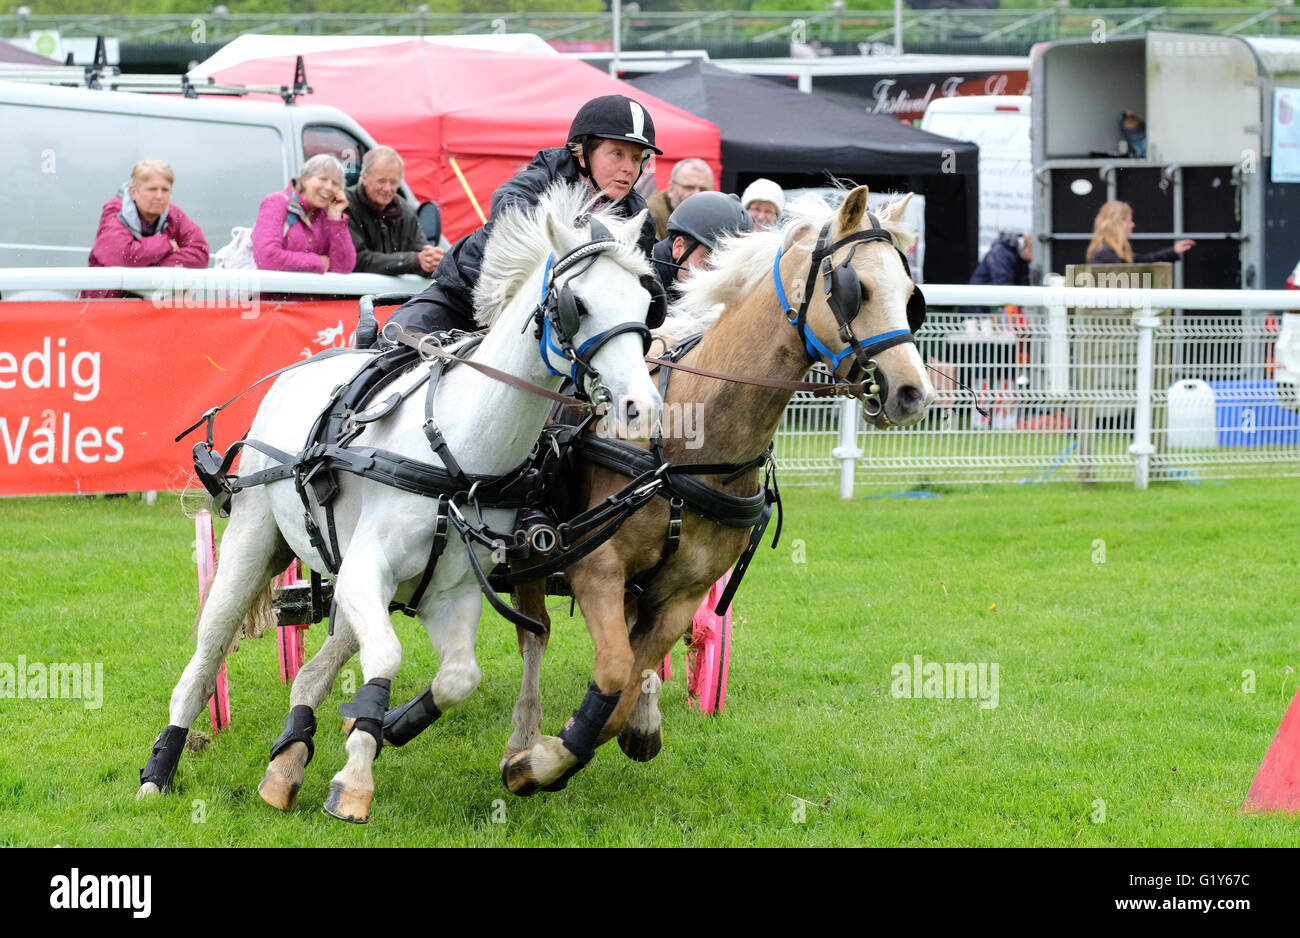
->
xmin=612 ymin=2 xmax=621 ymax=77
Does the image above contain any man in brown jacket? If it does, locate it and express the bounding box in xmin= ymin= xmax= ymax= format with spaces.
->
xmin=645 ymin=157 xmax=714 ymax=241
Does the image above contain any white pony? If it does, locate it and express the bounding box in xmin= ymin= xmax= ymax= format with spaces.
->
xmin=137 ymin=182 xmax=662 ymax=823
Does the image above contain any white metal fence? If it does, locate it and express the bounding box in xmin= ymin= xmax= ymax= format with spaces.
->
xmin=775 ymin=308 xmax=1300 ymax=489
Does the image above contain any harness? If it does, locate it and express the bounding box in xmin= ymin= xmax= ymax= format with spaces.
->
xmin=773 ymin=213 xmax=927 ymax=417
xmin=181 ymin=227 xmax=657 ymax=637
xmin=523 ymin=334 xmax=782 ymax=618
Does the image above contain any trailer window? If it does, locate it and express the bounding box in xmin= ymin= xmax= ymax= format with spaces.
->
xmin=303 ymin=125 xmax=367 ymax=187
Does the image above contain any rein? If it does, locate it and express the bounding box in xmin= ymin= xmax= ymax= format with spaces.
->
xmin=388 ymin=328 xmax=600 ymax=414
xmin=643 ymin=355 xmax=878 ymax=399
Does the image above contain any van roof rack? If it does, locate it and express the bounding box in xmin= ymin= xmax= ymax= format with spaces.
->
xmin=0 ymin=45 xmax=313 ymax=105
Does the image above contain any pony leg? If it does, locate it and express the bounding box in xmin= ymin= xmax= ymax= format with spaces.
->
xmin=138 ymin=500 xmax=288 ymax=799
xmin=603 ymin=593 xmax=704 ymax=753
xmin=259 ymin=614 xmax=359 ymax=812
xmin=619 ymin=662 xmax=664 ymax=763
xmin=502 ymin=556 xmax=635 ymax=796
xmin=381 ymin=582 xmax=486 ymax=748
xmin=502 ymin=579 xmax=551 ymax=769
xmin=322 ymin=554 xmax=403 ymax=825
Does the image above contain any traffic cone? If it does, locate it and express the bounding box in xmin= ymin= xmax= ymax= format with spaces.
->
xmin=1242 ymin=685 xmax=1300 ymax=815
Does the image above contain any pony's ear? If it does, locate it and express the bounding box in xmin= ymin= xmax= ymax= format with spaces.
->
xmin=881 ymin=193 xmax=913 ymax=222
xmin=834 ymin=185 xmax=870 ymax=238
xmin=544 ymin=212 xmax=580 ymax=257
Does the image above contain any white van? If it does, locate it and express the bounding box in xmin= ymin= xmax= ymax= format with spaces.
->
xmin=920 ymin=95 xmax=1031 ymax=261
xmin=0 ymin=80 xmax=412 ymax=269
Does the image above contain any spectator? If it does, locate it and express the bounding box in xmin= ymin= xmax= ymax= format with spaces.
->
xmin=84 ymin=159 xmax=209 ymax=298
xmin=380 ymin=94 xmax=660 ymax=339
xmin=346 ymin=146 xmax=442 ymax=276
xmin=651 ymin=191 xmax=753 ymax=297
xmin=1086 ymin=200 xmax=1194 ymax=264
xmin=252 ymin=154 xmax=356 ymax=274
xmin=970 ymin=232 xmax=1032 ymax=287
xmin=740 ymin=178 xmax=785 ymax=232
xmin=646 ymin=157 xmax=714 ymax=241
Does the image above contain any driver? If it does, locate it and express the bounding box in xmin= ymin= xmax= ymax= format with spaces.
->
xmin=378 ymin=94 xmax=661 ymax=341
xmin=651 ymin=190 xmax=753 ymax=298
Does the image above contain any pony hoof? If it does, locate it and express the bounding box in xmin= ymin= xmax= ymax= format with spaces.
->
xmin=258 ymin=768 xmax=302 ymax=813
xmin=617 ymin=726 xmax=663 ymax=763
xmin=322 ymin=781 xmax=371 ymax=824
xmin=258 ymin=742 xmax=309 ymax=812
xmin=502 ymin=754 xmax=542 ymax=798
xmin=499 ymin=746 xmax=523 ymax=773
xmin=136 ymin=782 xmax=161 ymax=800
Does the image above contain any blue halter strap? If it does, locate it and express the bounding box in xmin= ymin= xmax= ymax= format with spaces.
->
xmin=536 ymin=253 xmax=572 ymax=379
xmin=772 ymin=217 xmax=916 ymax=374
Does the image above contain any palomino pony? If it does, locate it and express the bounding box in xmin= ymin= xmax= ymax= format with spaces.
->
xmin=136 ymin=182 xmax=662 ymax=823
xmin=494 ymin=186 xmax=938 ymax=793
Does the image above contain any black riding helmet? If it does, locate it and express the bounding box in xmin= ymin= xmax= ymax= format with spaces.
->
xmin=568 ymin=94 xmax=662 ymax=187
xmin=667 ymin=190 xmax=754 ymax=266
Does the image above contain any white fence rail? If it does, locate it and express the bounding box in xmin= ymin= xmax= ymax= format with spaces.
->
xmin=5 ymin=270 xmax=1298 ymax=493
xmin=0 ymin=266 xmax=422 ymax=299
xmin=776 ymin=286 xmax=1300 ymax=492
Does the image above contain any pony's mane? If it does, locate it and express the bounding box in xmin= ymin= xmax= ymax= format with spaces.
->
xmin=474 ymin=181 xmax=650 ymax=328
xmin=661 ymin=192 xmax=915 ymax=345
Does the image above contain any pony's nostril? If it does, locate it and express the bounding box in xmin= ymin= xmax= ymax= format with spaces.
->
xmin=625 ymin=402 xmax=639 ymax=424
xmin=900 ymin=385 xmax=923 ymax=405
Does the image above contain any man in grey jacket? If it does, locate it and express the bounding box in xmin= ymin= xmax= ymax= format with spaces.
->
xmin=346 ymin=146 xmax=443 ymax=276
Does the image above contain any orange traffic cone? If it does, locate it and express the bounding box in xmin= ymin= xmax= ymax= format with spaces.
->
xmin=1242 ymin=685 xmax=1300 ymax=815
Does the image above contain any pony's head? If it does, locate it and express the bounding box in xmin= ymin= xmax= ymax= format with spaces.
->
xmin=779 ymin=186 xmax=935 ymax=428
xmin=475 ymin=181 xmax=662 ymax=439
xmin=670 ymin=186 xmax=934 ymax=427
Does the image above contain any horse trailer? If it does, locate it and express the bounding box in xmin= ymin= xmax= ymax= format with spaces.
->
xmin=1031 ymin=31 xmax=1300 ymax=292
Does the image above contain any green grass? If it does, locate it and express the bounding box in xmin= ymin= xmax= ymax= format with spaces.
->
xmin=1 ymin=479 xmax=1298 ymax=846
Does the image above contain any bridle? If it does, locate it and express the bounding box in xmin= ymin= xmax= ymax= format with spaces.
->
xmin=772 ymin=213 xmax=926 ymax=417
xmin=535 ymin=217 xmax=668 ymax=403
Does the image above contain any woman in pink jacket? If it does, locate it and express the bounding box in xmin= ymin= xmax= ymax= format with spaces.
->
xmin=85 ymin=159 xmax=210 ymax=297
xmin=252 ymin=154 xmax=356 ymax=274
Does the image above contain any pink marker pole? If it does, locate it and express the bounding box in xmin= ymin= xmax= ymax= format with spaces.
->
xmin=196 ymin=510 xmax=231 ymax=732
xmin=274 ymin=560 xmax=309 ymax=683
xmin=686 ymin=570 xmax=733 ymax=715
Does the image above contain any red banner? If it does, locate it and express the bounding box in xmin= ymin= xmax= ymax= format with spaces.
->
xmin=0 ymin=299 xmax=361 ymax=495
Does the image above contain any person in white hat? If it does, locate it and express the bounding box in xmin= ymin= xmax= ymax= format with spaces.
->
xmin=740 ymin=178 xmax=784 ymax=231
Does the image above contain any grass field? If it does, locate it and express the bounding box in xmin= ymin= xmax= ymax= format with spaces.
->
xmin=1 ymin=478 xmax=1298 ymax=847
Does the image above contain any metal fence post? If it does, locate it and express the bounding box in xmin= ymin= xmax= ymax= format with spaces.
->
xmin=1130 ymin=310 xmax=1160 ymax=490
xmin=832 ymin=396 xmax=862 ymax=499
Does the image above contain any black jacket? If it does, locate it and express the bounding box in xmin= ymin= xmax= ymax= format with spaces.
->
xmin=1086 ymin=244 xmax=1180 ymax=264
xmin=345 ymin=183 xmax=429 ymax=276
xmin=969 ymin=232 xmax=1029 ymax=287
xmin=651 ymin=237 xmax=680 ymax=295
xmin=388 ymin=147 xmax=656 ymax=334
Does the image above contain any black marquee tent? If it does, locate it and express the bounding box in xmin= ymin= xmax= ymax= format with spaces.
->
xmin=629 ymin=60 xmax=980 ymax=283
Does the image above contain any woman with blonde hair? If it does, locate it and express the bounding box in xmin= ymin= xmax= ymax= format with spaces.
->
xmin=1086 ymin=200 xmax=1195 ymax=264
xmin=252 ymin=153 xmax=356 ymax=274
xmin=85 ymin=158 xmax=210 ymax=297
